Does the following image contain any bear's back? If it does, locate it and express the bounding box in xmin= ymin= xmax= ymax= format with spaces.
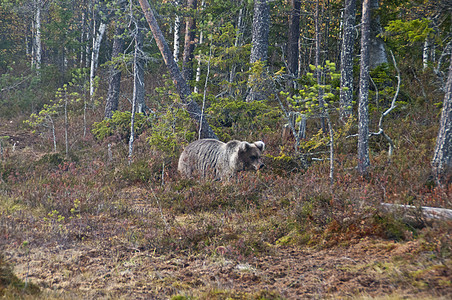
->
xmin=178 ymin=139 xmax=227 ymax=177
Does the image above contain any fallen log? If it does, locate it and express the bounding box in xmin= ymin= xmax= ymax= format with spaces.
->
xmin=380 ymin=203 xmax=452 ymax=221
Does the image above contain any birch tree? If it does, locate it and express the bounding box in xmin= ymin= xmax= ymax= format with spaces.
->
xmin=138 ymin=0 xmax=217 ymax=139
xmin=173 ymin=0 xmax=182 ymax=62
xmin=32 ymin=0 xmax=42 ymax=71
xmin=339 ymin=0 xmax=356 ymax=120
xmin=432 ymin=52 xmax=452 ymax=185
xmin=133 ymin=22 xmax=147 ymax=114
xmin=358 ymin=0 xmax=371 ymax=175
xmin=90 ymin=21 xmax=107 ymax=102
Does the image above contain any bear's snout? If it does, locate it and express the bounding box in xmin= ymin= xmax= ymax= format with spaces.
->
xmin=255 ymin=162 xmax=265 ymax=170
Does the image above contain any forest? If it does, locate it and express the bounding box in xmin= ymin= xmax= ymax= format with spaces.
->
xmin=0 ymin=0 xmax=451 ymax=298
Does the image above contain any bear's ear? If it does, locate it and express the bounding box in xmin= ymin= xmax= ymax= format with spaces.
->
xmin=254 ymin=141 xmax=265 ymax=152
xmin=239 ymin=141 xmax=250 ymax=152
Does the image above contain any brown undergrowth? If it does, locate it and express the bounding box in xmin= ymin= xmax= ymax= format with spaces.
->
xmin=0 ymin=111 xmax=451 ymax=299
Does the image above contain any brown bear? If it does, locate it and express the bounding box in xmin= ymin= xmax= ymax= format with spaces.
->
xmin=178 ymin=139 xmax=265 ymax=180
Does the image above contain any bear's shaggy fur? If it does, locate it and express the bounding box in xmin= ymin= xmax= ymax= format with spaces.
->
xmin=178 ymin=139 xmax=265 ymax=180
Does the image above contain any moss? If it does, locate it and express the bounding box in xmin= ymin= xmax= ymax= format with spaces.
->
xmin=0 ymin=253 xmax=40 ymax=297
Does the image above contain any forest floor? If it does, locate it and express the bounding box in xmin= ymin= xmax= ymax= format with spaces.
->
xmin=1 ymin=122 xmax=452 ymax=299
xmin=3 ymin=186 xmax=452 ymax=299
xmin=3 ymin=209 xmax=452 ymax=299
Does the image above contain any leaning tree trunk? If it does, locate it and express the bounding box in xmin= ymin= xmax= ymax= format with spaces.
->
xmin=339 ymin=0 xmax=356 ymax=121
xmin=432 ymin=52 xmax=452 ymax=185
xmin=182 ymin=0 xmax=197 ymax=82
xmin=246 ymin=0 xmax=270 ymax=102
xmin=138 ymin=0 xmax=217 ymax=139
xmin=105 ymin=23 xmax=125 ymax=119
xmin=287 ymin=0 xmax=301 ymax=77
xmin=90 ymin=22 xmax=107 ymax=102
xmin=357 ymin=0 xmax=371 ymax=175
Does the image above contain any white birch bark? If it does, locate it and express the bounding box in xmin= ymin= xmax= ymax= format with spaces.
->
xmin=229 ymin=2 xmax=245 ymax=85
xmin=31 ymin=16 xmax=35 ymax=68
xmin=134 ymin=24 xmax=146 ymax=114
xmin=193 ymin=29 xmax=203 ymax=94
xmin=173 ymin=0 xmax=181 ymax=62
xmin=90 ymin=22 xmax=107 ymax=101
xmin=33 ymin=0 xmax=42 ymax=71
xmin=80 ymin=12 xmax=85 ymax=68
xmin=85 ymin=20 xmax=91 ymax=68
xmin=423 ymin=37 xmax=430 ymax=70
xmin=193 ymin=0 xmax=206 ymax=94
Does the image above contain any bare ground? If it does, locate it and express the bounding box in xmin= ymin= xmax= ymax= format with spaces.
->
xmin=1 ymin=123 xmax=451 ymax=299
xmin=3 ymin=215 xmax=452 ymax=299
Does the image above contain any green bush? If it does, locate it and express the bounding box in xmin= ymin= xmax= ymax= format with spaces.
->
xmin=146 ymin=107 xmax=196 ymax=157
xmin=208 ymin=97 xmax=282 ymax=140
xmin=92 ymin=111 xmax=151 ymax=141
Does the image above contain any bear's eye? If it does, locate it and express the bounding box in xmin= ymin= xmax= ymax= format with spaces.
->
xmin=250 ymin=155 xmax=257 ymax=160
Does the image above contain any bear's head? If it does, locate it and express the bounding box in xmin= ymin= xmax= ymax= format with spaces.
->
xmin=238 ymin=141 xmax=265 ymax=171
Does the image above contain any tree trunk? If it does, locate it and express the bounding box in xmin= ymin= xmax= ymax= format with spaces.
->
xmin=423 ymin=36 xmax=431 ymax=71
xmin=80 ymin=12 xmax=86 ymax=68
xmin=194 ymin=0 xmax=205 ymax=94
xmin=104 ymin=23 xmax=125 ymax=119
xmin=369 ymin=0 xmax=387 ymax=69
xmin=193 ymin=28 xmax=203 ymax=94
xmin=134 ymin=22 xmax=147 ymax=114
xmin=358 ymin=0 xmax=371 ymax=175
xmin=287 ymin=0 xmax=301 ymax=77
xmin=90 ymin=22 xmax=107 ymax=101
xmin=315 ymin=0 xmax=326 ymax=132
xmin=229 ymin=1 xmax=246 ymax=86
xmin=182 ymin=0 xmax=197 ymax=82
xmin=32 ymin=0 xmax=42 ymax=71
xmin=246 ymin=0 xmax=270 ymax=102
xmin=432 ymin=52 xmax=452 ymax=184
xmin=339 ymin=0 xmax=356 ymax=120
xmin=173 ymin=0 xmax=182 ymax=63
xmin=138 ymin=0 xmax=217 ymax=139
xmin=249 ymin=0 xmax=270 ymax=64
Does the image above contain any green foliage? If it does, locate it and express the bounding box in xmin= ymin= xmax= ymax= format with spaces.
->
xmin=146 ymin=107 xmax=196 ymax=157
xmin=369 ymin=64 xmax=407 ymax=112
xmin=265 ymin=146 xmax=307 ymax=176
xmin=92 ymin=111 xmax=151 ymax=141
xmin=0 ymin=70 xmax=48 ymax=118
xmin=288 ymin=61 xmax=341 ymax=118
xmin=116 ymin=159 xmax=160 ymax=184
xmin=384 ymin=18 xmax=433 ymax=44
xmin=208 ymin=96 xmax=281 ymax=140
xmin=193 ymin=20 xmax=251 ymax=97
